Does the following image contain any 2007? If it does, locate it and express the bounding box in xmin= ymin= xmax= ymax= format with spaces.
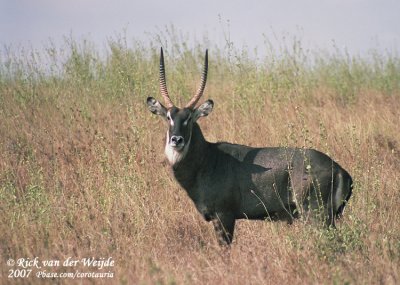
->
xmin=8 ymin=269 xmax=32 ymax=278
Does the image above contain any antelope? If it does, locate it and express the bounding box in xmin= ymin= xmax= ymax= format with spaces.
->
xmin=146 ymin=48 xmax=353 ymax=245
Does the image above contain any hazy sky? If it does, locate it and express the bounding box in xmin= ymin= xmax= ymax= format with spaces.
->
xmin=1 ymin=0 xmax=399 ymax=55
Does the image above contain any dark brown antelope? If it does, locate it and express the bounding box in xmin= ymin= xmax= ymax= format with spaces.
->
xmin=146 ymin=48 xmax=353 ymax=245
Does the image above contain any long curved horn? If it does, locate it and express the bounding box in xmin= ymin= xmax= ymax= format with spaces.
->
xmin=185 ymin=49 xmax=208 ymax=109
xmin=159 ymin=47 xmax=174 ymax=109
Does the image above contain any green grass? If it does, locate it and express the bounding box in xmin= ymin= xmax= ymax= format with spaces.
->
xmin=1 ymin=31 xmax=400 ymax=284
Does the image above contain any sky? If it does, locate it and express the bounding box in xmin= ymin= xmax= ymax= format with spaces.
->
xmin=1 ymin=0 xmax=400 ymax=56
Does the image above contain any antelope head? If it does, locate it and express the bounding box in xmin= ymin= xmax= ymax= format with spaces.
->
xmin=147 ymin=48 xmax=213 ymax=165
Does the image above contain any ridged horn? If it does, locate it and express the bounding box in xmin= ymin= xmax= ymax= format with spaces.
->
xmin=159 ymin=47 xmax=174 ymax=109
xmin=185 ymin=49 xmax=208 ymax=109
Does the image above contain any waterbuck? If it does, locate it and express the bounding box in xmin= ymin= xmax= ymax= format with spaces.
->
xmin=146 ymin=48 xmax=353 ymax=245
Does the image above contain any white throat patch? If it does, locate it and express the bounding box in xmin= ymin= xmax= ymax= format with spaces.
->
xmin=165 ymin=131 xmax=191 ymax=166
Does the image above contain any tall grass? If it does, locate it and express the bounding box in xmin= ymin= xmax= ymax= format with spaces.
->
xmin=1 ymin=31 xmax=400 ymax=284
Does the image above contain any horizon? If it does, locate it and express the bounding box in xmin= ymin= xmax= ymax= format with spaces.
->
xmin=1 ymin=0 xmax=399 ymax=57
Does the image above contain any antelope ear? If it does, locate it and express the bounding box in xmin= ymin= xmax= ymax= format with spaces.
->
xmin=194 ymin=100 xmax=214 ymax=121
xmin=147 ymin=97 xmax=167 ymax=119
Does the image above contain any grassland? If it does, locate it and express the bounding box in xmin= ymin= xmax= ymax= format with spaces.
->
xmin=1 ymin=33 xmax=400 ymax=284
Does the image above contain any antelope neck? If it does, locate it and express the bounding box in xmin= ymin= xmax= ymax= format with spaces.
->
xmin=170 ymin=123 xmax=209 ymax=189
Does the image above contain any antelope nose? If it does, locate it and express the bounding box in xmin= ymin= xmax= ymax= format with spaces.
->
xmin=171 ymin=135 xmax=184 ymax=146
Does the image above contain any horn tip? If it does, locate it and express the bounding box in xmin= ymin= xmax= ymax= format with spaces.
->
xmin=160 ymin=47 xmax=165 ymax=65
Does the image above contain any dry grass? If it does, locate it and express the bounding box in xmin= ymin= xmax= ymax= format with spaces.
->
xmin=1 ymin=34 xmax=400 ymax=284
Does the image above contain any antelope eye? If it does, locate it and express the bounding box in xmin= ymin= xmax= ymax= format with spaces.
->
xmin=183 ymin=115 xmax=191 ymax=126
